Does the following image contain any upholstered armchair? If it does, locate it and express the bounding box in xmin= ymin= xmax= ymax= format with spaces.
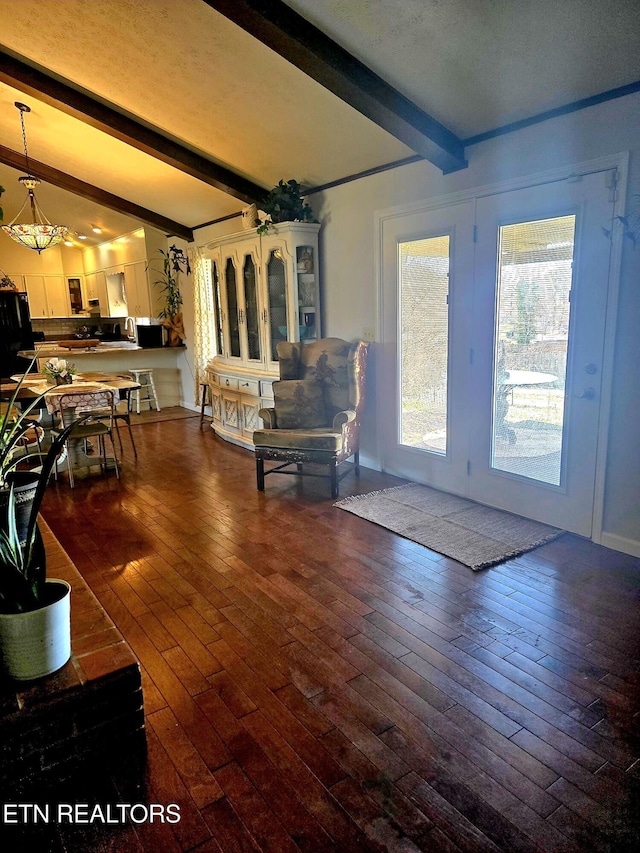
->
xmin=253 ymin=338 xmax=369 ymax=497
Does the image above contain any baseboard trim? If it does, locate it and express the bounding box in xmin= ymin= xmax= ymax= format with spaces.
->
xmin=359 ymin=453 xmax=382 ymax=472
xmin=599 ymin=531 xmax=640 ymax=558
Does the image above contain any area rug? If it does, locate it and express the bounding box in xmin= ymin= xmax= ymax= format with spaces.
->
xmin=334 ymin=483 xmax=563 ymax=570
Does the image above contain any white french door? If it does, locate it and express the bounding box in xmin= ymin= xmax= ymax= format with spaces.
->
xmin=380 ymin=200 xmax=475 ymax=495
xmin=380 ymin=170 xmax=616 ymax=536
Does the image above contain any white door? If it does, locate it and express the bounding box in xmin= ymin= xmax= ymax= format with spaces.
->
xmin=467 ymin=173 xmax=614 ymax=534
xmin=380 ymin=170 xmax=615 ymax=536
xmin=380 ymin=200 xmax=475 ymax=495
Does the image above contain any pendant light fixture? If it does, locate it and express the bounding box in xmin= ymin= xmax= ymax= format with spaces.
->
xmin=1 ymin=102 xmax=68 ymax=253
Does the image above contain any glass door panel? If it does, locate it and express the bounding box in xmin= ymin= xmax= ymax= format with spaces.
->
xmin=398 ymin=236 xmax=450 ymax=454
xmin=225 ymin=258 xmax=241 ymax=358
xmin=491 ymin=216 xmax=575 ymax=486
xmin=267 ymin=249 xmax=287 ymax=361
xmin=469 ymin=172 xmax=614 ymax=534
xmin=380 ymin=200 xmax=474 ymax=495
xmin=296 ymin=245 xmax=318 ymax=341
xmin=243 ymin=256 xmax=261 ymax=361
xmin=381 ymin=172 xmax=613 ymax=535
xmin=211 ymin=260 xmax=224 ymax=356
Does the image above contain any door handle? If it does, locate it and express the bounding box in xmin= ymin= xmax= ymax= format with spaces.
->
xmin=578 ymin=387 xmax=595 ymax=400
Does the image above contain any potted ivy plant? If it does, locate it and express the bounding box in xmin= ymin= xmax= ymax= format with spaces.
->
xmin=151 ymin=245 xmax=191 ymax=346
xmin=256 ymin=179 xmax=317 ymax=235
xmin=0 ymin=419 xmax=78 ymax=680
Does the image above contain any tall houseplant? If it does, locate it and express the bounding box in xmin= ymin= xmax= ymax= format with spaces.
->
xmin=256 ymin=179 xmax=317 ymax=235
xmin=151 ymin=245 xmax=191 ymax=346
xmin=0 ymin=419 xmax=78 ymax=679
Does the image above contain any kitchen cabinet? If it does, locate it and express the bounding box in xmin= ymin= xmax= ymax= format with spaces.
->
xmin=124 ymin=261 xmax=160 ymax=318
xmin=100 ymin=268 xmax=127 ymax=318
xmin=67 ymin=276 xmax=87 ymax=314
xmin=205 ymin=222 xmax=320 ymax=448
xmin=24 ymin=274 xmax=71 ymax=318
xmin=85 ymin=272 xmax=98 ymax=302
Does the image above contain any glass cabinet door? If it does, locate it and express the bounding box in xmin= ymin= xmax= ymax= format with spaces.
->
xmin=211 ymin=260 xmax=224 ymax=356
xmin=266 ymin=249 xmax=287 ymax=361
xmin=225 ymin=257 xmax=241 ymax=358
xmin=296 ymin=245 xmax=318 ymax=342
xmin=243 ymin=255 xmax=261 ymax=361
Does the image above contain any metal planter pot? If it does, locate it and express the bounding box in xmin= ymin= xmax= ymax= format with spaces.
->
xmin=0 ymin=580 xmax=71 ymax=680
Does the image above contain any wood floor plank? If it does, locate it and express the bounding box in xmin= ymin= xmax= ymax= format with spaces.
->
xmin=32 ymin=416 xmax=639 ymax=852
xmin=147 ymin=707 xmax=225 ymax=809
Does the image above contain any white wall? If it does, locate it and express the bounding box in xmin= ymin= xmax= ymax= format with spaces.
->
xmin=313 ymin=92 xmax=640 ymax=551
xmin=1 ymin=235 xmax=84 ymax=277
xmin=82 ymin=227 xmax=159 ymax=273
xmin=190 ymin=94 xmax=639 ymax=550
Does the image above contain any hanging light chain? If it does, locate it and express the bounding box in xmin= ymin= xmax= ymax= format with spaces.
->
xmin=16 ymin=102 xmax=33 ymax=176
xmin=1 ymin=101 xmax=69 ymax=252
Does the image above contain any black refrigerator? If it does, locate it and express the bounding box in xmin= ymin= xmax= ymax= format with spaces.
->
xmin=0 ymin=289 xmax=35 ymax=378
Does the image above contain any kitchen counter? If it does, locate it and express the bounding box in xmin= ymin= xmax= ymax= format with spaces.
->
xmin=29 ymin=341 xmax=145 ymax=356
xmin=19 ymin=344 xmax=186 ymax=408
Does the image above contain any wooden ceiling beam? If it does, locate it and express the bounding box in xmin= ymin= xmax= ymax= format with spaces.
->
xmin=0 ymin=145 xmax=194 ymax=242
xmin=0 ymin=48 xmax=266 ymax=205
xmin=204 ymin=0 xmax=467 ymax=174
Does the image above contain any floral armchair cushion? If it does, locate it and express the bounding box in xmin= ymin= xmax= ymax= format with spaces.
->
xmin=273 ymin=379 xmax=328 ymax=429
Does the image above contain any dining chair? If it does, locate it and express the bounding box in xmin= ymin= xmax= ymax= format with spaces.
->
xmin=92 ymin=381 xmax=138 ymax=458
xmin=50 ymin=388 xmax=119 ymax=488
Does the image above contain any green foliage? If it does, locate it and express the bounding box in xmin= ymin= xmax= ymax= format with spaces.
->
xmin=515 ymin=279 xmax=538 ymax=344
xmin=0 ymin=273 xmax=16 ymax=289
xmin=0 ymin=419 xmax=78 ymax=613
xmin=0 ymin=487 xmax=46 ymax=612
xmin=256 ymin=180 xmax=317 ymax=235
xmin=0 ymin=359 xmax=47 ymax=489
xmin=151 ymin=245 xmax=191 ymax=320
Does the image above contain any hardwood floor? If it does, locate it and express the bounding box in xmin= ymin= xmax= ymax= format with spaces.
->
xmin=13 ymin=416 xmax=640 ymax=851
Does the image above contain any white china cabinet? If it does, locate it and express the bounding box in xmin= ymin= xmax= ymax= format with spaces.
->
xmin=205 ymin=222 xmax=321 ymax=448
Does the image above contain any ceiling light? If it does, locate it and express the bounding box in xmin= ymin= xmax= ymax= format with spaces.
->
xmin=78 ymin=234 xmax=87 ymax=240
xmin=1 ymin=102 xmax=68 ymax=253
xmin=91 ymin=225 xmax=102 ymax=234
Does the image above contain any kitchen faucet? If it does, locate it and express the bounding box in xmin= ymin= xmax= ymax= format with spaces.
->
xmin=124 ymin=317 xmax=136 ymax=341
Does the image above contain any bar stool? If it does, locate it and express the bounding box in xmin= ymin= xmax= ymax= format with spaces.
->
xmin=199 ymin=381 xmax=212 ymax=429
xmin=129 ymin=369 xmax=161 ymax=413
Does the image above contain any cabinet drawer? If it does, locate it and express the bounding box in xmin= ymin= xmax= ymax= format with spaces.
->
xmin=260 ymin=379 xmax=275 ymax=399
xmin=219 ymin=375 xmax=238 ymax=390
xmin=237 ymin=378 xmax=260 ymax=396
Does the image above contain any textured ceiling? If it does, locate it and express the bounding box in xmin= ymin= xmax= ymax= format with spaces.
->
xmin=285 ymin=0 xmax=640 ymax=138
xmin=0 ymin=0 xmax=638 ymax=249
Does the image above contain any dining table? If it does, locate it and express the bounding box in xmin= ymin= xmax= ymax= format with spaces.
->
xmin=7 ymin=372 xmax=140 ymax=480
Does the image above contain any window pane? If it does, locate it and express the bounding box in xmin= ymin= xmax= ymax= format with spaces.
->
xmin=398 ymin=236 xmax=449 ymax=453
xmin=492 ymin=215 xmax=575 ymax=485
